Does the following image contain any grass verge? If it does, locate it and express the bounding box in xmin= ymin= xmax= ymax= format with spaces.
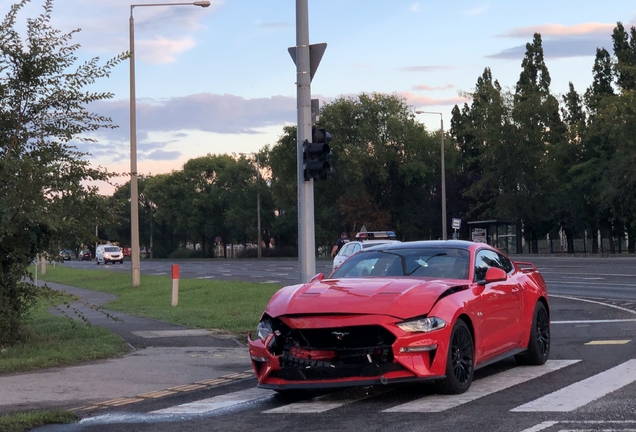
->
xmin=34 ymin=265 xmax=283 ymax=335
xmin=0 ymin=410 xmax=78 ymax=432
xmin=0 ymin=294 xmax=130 ymax=375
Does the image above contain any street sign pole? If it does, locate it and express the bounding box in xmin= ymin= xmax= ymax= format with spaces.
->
xmin=295 ymin=0 xmax=314 ymax=283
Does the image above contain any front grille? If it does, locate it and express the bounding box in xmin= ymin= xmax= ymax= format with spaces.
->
xmin=270 ymin=323 xmax=399 ymax=381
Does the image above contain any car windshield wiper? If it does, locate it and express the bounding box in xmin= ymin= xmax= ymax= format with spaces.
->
xmin=407 ymin=253 xmax=448 ymax=276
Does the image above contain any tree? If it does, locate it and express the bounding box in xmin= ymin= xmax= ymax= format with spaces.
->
xmin=318 ymin=93 xmax=441 ymax=241
xmin=511 ymin=33 xmax=564 ymax=252
xmin=0 ymin=0 xmax=126 ymax=345
xmin=612 ymin=22 xmax=636 ymax=91
xmin=450 ymin=68 xmax=512 ymax=222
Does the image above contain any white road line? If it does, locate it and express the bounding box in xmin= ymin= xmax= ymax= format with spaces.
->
xmin=383 ymin=360 xmax=579 ymax=413
xmin=552 ymin=319 xmax=636 ymax=324
xmin=519 ymin=420 xmax=636 ymax=432
xmin=511 ymin=359 xmax=636 ymax=412
xmin=518 ymin=421 xmax=558 ymax=432
xmin=548 ymin=280 xmax=636 ymax=287
xmin=550 ymin=295 xmax=636 ymax=315
xmin=264 ymin=387 xmax=393 ymax=414
xmin=150 ymin=388 xmax=272 ymax=414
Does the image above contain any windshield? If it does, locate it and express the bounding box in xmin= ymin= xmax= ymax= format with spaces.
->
xmin=330 ymin=248 xmax=470 ymax=279
xmin=104 ymin=247 xmax=120 ymax=252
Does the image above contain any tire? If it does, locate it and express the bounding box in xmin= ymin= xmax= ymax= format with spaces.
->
xmin=515 ymin=301 xmax=550 ymax=366
xmin=120 ymin=260 xmax=124 ymax=264
xmin=436 ymin=319 xmax=474 ymax=394
xmin=96 ymin=261 xmax=100 ymax=265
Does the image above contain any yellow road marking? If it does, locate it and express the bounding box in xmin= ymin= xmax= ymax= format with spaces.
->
xmin=138 ymin=390 xmax=178 ymax=398
xmin=195 ymin=378 xmax=231 ymax=386
xmin=71 ymin=370 xmax=256 ymax=413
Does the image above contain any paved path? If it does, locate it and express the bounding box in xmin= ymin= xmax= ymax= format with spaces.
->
xmin=0 ymin=282 xmax=252 ymax=414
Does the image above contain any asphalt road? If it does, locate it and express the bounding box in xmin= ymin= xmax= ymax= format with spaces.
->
xmin=35 ymin=255 xmax=636 ymax=432
xmin=60 ymin=255 xmax=636 ymax=301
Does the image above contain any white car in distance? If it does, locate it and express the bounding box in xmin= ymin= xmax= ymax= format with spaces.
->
xmin=331 ymin=240 xmax=401 ymax=272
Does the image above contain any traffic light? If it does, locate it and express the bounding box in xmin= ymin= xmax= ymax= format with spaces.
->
xmin=302 ymin=128 xmax=333 ymax=181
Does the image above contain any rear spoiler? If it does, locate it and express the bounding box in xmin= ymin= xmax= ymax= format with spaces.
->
xmin=514 ymin=261 xmax=538 ymax=273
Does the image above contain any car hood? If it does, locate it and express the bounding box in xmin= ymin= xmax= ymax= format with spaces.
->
xmin=265 ymin=277 xmax=465 ymax=320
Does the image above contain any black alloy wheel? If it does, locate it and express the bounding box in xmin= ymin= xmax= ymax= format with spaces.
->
xmin=436 ymin=319 xmax=474 ymax=394
xmin=515 ymin=301 xmax=550 ymax=365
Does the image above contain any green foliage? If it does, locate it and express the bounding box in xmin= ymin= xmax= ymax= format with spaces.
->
xmin=0 ymin=0 xmax=127 ymax=345
xmin=450 ymin=25 xmax=636 ymax=253
xmin=0 ymin=291 xmax=128 ymax=374
xmin=0 ymin=410 xmax=77 ymax=432
xmin=36 ymin=265 xmax=282 ymax=334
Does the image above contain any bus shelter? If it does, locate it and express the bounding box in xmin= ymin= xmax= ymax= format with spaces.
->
xmin=467 ymin=220 xmax=521 ymax=254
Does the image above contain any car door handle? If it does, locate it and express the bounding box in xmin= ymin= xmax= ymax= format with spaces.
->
xmin=511 ymin=287 xmax=520 ymax=293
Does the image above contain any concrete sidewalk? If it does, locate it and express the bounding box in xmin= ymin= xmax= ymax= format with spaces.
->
xmin=0 ymin=282 xmax=253 ymax=414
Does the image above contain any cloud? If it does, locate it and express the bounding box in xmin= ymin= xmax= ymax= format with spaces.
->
xmin=463 ymin=4 xmax=489 ymax=16
xmin=89 ymin=93 xmax=296 ymax=142
xmin=146 ymin=149 xmax=183 ymax=161
xmin=136 ymin=36 xmax=197 ymax=64
xmin=499 ymin=23 xmax=615 ymax=38
xmin=52 ymin=0 xmax=221 ymax=57
xmin=413 ymin=83 xmax=455 ymax=91
xmin=399 ymin=65 xmax=456 ymax=72
xmin=487 ymin=22 xmax=619 ymax=60
xmin=487 ymin=36 xmax=612 ymax=59
xmin=400 ymin=92 xmax=469 ymax=107
xmin=411 ymin=2 xmax=421 ymax=13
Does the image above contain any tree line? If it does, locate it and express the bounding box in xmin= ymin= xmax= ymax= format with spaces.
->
xmin=102 ymin=23 xmax=636 ymax=257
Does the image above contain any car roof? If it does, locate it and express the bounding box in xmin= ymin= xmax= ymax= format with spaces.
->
xmin=361 ymin=240 xmax=400 ymax=248
xmin=361 ymin=240 xmax=479 ymax=251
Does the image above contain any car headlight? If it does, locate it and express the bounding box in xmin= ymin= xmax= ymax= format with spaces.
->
xmin=257 ymin=319 xmax=273 ymax=341
xmin=397 ymin=316 xmax=446 ymax=333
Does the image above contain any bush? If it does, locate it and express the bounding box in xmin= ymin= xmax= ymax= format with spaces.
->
xmin=167 ymin=249 xmax=208 ymax=259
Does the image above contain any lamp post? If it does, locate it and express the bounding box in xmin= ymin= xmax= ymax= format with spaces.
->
xmin=415 ymin=110 xmax=447 ymax=240
xmin=129 ymin=1 xmax=210 ymax=286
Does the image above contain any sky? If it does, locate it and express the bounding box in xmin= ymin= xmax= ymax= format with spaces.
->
xmin=4 ymin=0 xmax=636 ymax=194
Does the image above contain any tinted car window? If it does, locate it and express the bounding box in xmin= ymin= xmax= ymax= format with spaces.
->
xmin=331 ymin=248 xmax=470 ymax=279
xmin=474 ymin=249 xmax=513 ymax=281
xmin=105 ymin=247 xmax=120 ymax=252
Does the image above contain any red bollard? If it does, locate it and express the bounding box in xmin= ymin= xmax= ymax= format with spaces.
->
xmin=171 ymin=264 xmax=180 ymax=307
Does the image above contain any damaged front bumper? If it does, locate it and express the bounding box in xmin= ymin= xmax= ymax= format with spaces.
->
xmin=247 ymin=314 xmax=450 ymax=390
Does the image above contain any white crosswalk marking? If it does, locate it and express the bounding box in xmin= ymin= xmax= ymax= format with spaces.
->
xmin=383 ymin=359 xmax=579 ymax=413
xmin=146 ymin=359 xmax=636 ymax=417
xmin=264 ymin=386 xmax=393 ymax=413
xmin=150 ymin=388 xmax=272 ymax=414
xmin=511 ymin=359 xmax=636 ymax=412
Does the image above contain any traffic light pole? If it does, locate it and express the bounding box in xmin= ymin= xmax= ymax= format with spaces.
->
xmin=295 ymin=0 xmax=315 ymax=283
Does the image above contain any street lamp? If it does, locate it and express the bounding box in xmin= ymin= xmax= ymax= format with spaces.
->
xmin=129 ymin=1 xmax=210 ymax=287
xmin=240 ymin=153 xmax=262 ymax=259
xmin=415 ymin=110 xmax=447 ymax=240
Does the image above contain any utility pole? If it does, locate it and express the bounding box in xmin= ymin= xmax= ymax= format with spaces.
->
xmin=295 ymin=0 xmax=314 ymax=283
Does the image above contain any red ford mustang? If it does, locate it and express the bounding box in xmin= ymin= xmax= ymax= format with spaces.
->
xmin=248 ymin=240 xmax=550 ymax=394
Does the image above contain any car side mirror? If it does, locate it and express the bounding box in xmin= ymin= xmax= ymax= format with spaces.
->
xmin=479 ymin=267 xmax=507 ymax=285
